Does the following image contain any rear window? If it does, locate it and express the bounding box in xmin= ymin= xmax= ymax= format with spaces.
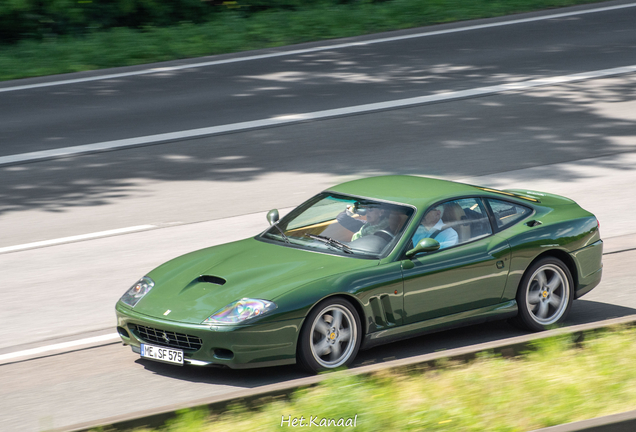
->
xmin=485 ymin=199 xmax=532 ymax=230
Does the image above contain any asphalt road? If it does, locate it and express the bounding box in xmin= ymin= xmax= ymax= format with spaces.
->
xmin=2 ymin=1 xmax=636 ymax=247
xmin=2 ymin=1 xmax=636 ymax=156
xmin=2 ymin=250 xmax=635 ymax=432
xmin=1 ymin=1 xmax=636 ymax=431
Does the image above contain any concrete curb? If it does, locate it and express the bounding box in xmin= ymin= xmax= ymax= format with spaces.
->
xmin=58 ymin=314 xmax=636 ymax=432
xmin=603 ymin=233 xmax=636 ymax=255
xmin=531 ymin=409 xmax=636 ymax=432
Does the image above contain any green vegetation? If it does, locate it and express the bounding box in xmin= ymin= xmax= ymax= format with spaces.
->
xmin=0 ymin=0 xmax=220 ymax=43
xmin=109 ymin=326 xmax=636 ymax=432
xmin=1 ymin=0 xmax=607 ymax=81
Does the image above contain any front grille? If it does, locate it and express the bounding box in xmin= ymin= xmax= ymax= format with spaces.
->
xmin=133 ymin=325 xmax=203 ymax=351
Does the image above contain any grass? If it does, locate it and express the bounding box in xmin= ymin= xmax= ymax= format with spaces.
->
xmin=0 ymin=0 xmax=609 ymax=81
xmin=102 ymin=326 xmax=636 ymax=432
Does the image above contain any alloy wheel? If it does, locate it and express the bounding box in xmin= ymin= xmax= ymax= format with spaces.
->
xmin=309 ymin=304 xmax=357 ymax=368
xmin=525 ymin=263 xmax=570 ymax=326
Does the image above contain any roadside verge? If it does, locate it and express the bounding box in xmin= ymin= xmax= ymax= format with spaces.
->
xmin=57 ymin=314 xmax=636 ymax=432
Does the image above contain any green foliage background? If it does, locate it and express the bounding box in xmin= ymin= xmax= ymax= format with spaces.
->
xmin=0 ymin=0 xmax=374 ymax=43
xmin=0 ymin=0 xmax=606 ymax=81
xmin=0 ymin=0 xmax=217 ymax=43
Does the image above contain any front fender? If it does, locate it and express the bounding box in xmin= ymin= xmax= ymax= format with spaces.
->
xmin=267 ymin=261 xmax=405 ymax=335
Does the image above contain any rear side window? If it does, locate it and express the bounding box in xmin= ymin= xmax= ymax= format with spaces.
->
xmin=410 ymin=198 xmax=492 ymax=252
xmin=485 ymin=198 xmax=532 ymax=229
xmin=450 ymin=198 xmax=493 ymax=241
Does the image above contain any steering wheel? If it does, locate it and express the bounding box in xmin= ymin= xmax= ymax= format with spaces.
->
xmin=373 ymin=230 xmax=394 ymax=242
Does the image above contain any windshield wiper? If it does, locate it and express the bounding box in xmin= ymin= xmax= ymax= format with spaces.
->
xmin=270 ymin=224 xmax=291 ymax=244
xmin=305 ymin=234 xmax=354 ymax=254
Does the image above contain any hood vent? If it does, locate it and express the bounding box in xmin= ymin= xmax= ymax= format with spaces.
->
xmin=198 ymin=275 xmax=226 ymax=286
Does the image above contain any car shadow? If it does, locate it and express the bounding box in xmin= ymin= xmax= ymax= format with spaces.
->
xmin=134 ymin=357 xmax=307 ymax=387
xmin=134 ymin=299 xmax=635 ymax=385
xmin=355 ymin=300 xmax=636 ymax=367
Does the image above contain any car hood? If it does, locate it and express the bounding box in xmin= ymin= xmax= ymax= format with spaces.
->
xmin=132 ymin=237 xmax=376 ymax=324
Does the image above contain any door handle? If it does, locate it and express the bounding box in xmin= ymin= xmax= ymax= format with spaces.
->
xmin=496 ymin=261 xmax=505 ymax=269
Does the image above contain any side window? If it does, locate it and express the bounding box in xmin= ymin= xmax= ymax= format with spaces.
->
xmin=485 ymin=198 xmax=532 ymax=230
xmin=411 ymin=198 xmax=492 ymax=251
xmin=450 ymin=198 xmax=493 ymax=243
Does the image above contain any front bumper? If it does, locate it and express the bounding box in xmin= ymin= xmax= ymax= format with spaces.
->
xmin=116 ymin=302 xmax=302 ymax=368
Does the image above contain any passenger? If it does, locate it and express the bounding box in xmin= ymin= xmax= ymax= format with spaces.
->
xmin=337 ymin=204 xmax=390 ymax=241
xmin=411 ymin=205 xmax=458 ymax=250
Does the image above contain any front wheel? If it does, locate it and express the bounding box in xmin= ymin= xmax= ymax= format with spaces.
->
xmin=297 ymin=298 xmax=361 ymax=373
xmin=511 ymin=257 xmax=574 ymax=332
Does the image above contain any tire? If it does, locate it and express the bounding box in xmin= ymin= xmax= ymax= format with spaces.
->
xmin=297 ymin=297 xmax=362 ymax=374
xmin=511 ymin=257 xmax=574 ymax=332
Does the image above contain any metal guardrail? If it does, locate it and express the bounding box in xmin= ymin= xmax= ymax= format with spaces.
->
xmin=57 ymin=314 xmax=636 ymax=432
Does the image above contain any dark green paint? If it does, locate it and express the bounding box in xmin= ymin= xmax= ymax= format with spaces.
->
xmin=117 ymin=302 xmax=300 ymax=367
xmin=402 ymin=234 xmax=510 ymax=323
xmin=133 ymin=238 xmax=375 ymax=324
xmin=116 ymin=176 xmax=603 ymax=368
xmin=364 ymin=300 xmax=518 ymax=349
xmin=406 ymin=238 xmax=440 ymax=257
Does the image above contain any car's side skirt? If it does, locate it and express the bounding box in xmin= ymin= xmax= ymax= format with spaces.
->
xmin=361 ymin=300 xmax=518 ymax=350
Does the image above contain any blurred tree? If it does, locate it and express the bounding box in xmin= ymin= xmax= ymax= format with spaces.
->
xmin=0 ymin=0 xmax=394 ymax=44
xmin=0 ymin=0 xmax=221 ymax=43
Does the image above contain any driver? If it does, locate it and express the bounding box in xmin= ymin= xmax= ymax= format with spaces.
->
xmin=337 ymin=204 xmax=390 ymax=241
xmin=411 ymin=205 xmax=458 ymax=250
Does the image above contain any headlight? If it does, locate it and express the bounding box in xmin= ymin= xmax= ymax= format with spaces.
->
xmin=120 ymin=277 xmax=154 ymax=307
xmin=202 ymin=298 xmax=277 ymax=324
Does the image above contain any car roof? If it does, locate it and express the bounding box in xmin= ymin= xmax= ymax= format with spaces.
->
xmin=326 ymin=175 xmax=486 ymax=209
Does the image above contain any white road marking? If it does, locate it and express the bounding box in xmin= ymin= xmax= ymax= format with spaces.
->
xmin=1 ymin=2 xmax=635 ymax=93
xmin=0 ymin=225 xmax=156 ymax=254
xmin=2 ymin=64 xmax=636 ymax=167
xmin=0 ymin=237 xmax=630 ymax=363
xmin=0 ymin=333 xmax=120 ymax=363
xmin=0 ymin=211 xmax=631 ymax=362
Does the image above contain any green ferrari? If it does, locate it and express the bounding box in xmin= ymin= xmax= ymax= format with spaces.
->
xmin=116 ymin=176 xmax=603 ymax=373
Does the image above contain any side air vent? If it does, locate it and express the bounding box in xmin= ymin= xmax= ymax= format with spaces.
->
xmin=369 ymin=295 xmax=396 ymax=330
xmin=198 ymin=275 xmax=226 ymax=285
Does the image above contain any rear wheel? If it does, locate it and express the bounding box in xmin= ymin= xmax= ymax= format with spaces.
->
xmin=511 ymin=257 xmax=574 ymax=332
xmin=297 ymin=298 xmax=361 ymax=373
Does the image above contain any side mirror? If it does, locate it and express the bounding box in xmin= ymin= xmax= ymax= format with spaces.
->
xmin=405 ymin=238 xmax=440 ymax=258
xmin=266 ymin=209 xmax=279 ymax=226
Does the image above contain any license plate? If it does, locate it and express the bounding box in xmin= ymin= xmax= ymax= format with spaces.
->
xmin=140 ymin=343 xmax=184 ymax=365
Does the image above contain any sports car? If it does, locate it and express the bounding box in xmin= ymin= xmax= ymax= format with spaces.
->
xmin=115 ymin=176 xmax=603 ymax=373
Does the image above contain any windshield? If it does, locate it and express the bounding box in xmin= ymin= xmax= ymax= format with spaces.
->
xmin=260 ymin=193 xmax=415 ymax=259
